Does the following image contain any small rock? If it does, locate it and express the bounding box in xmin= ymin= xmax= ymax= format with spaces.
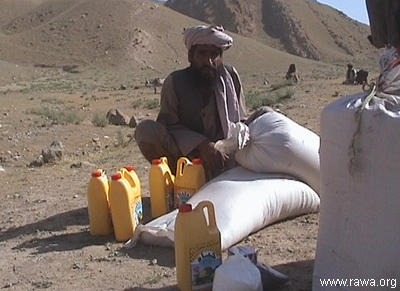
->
xmin=41 ymin=141 xmax=64 ymax=164
xmin=28 ymin=156 xmax=44 ymax=168
xmin=149 ymin=258 xmax=158 ymax=266
xmin=72 ymin=263 xmax=81 ymax=270
xmin=0 ymin=166 xmax=5 ymax=172
xmin=70 ymin=162 xmax=82 ymax=168
xmin=332 ymin=91 xmax=339 ymax=97
xmin=119 ymin=84 xmax=127 ymax=90
xmin=106 ymin=109 xmax=130 ymax=126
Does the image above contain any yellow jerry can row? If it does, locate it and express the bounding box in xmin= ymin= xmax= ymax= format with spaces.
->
xmin=87 ymin=166 xmax=142 ymax=242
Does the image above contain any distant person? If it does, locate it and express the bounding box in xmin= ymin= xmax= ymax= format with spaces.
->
xmin=343 ymin=63 xmax=357 ymax=85
xmin=355 ymin=69 xmax=369 ymax=85
xmin=134 ymin=25 xmax=271 ymax=179
xmin=285 ymin=64 xmax=300 ymax=83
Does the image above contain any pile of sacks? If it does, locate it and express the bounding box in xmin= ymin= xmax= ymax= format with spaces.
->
xmin=130 ymin=111 xmax=321 ymax=251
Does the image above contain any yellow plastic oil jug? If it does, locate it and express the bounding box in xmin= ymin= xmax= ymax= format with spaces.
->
xmin=149 ymin=157 xmax=175 ymax=218
xmin=87 ymin=169 xmax=113 ymax=236
xmin=174 ymin=157 xmax=206 ymax=207
xmin=109 ymin=170 xmax=141 ymax=242
xmin=120 ymin=166 xmax=141 ymax=196
xmin=120 ymin=165 xmax=142 ymax=223
xmin=175 ymin=201 xmax=222 ymax=291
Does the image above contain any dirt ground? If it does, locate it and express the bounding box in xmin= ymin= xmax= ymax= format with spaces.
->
xmin=0 ymin=67 xmax=366 ymax=290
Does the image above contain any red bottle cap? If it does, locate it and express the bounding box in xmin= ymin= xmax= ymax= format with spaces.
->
xmin=152 ymin=159 xmax=162 ymax=165
xmin=111 ymin=173 xmax=122 ymax=180
xmin=124 ymin=166 xmax=136 ymax=171
xmin=192 ymin=158 xmax=202 ymax=165
xmin=91 ymin=170 xmax=102 ymax=178
xmin=179 ymin=203 xmax=192 ymax=213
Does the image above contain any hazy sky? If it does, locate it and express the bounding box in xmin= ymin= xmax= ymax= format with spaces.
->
xmin=317 ymin=0 xmax=369 ymax=25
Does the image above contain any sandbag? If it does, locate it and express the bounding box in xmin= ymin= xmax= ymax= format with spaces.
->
xmin=133 ymin=166 xmax=319 ymax=251
xmin=235 ymin=111 xmax=320 ymax=193
xmin=313 ymin=91 xmax=400 ymax=290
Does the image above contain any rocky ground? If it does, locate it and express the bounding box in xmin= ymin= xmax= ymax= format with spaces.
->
xmin=0 ymin=66 xmax=366 ymax=290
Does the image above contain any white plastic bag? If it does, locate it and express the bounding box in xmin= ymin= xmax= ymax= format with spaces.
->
xmin=131 ymin=166 xmax=319 ymax=250
xmin=235 ymin=111 xmax=321 ymax=193
xmin=213 ymin=254 xmax=262 ymax=291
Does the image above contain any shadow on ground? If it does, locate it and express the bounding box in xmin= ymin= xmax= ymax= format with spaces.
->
xmin=1 ymin=207 xmax=89 ymax=242
xmin=122 ymin=242 xmax=175 ymax=268
xmin=274 ymin=259 xmax=314 ymax=291
xmin=12 ymin=230 xmax=113 ymax=254
xmin=123 ymin=259 xmax=314 ymax=291
xmin=2 ymin=207 xmax=116 ymax=253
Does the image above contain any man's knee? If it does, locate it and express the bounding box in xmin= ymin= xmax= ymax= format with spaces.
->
xmin=134 ymin=119 xmax=164 ymax=146
xmin=134 ymin=120 xmax=181 ymax=167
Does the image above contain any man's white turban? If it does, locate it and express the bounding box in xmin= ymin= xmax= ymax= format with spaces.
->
xmin=183 ymin=25 xmax=233 ymax=51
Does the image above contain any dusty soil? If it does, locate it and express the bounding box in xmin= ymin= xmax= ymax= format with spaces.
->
xmin=0 ymin=64 xmax=366 ymax=291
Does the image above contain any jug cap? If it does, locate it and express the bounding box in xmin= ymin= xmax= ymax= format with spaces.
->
xmin=152 ymin=159 xmax=162 ymax=165
xmin=124 ymin=166 xmax=136 ymax=171
xmin=192 ymin=158 xmax=202 ymax=165
xmin=91 ymin=170 xmax=102 ymax=178
xmin=179 ymin=203 xmax=192 ymax=213
xmin=111 ymin=173 xmax=122 ymax=180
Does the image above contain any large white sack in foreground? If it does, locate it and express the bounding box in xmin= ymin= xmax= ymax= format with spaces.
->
xmin=139 ymin=167 xmax=319 ymax=250
xmin=235 ymin=112 xmax=320 ymax=193
xmin=313 ymin=92 xmax=400 ymax=290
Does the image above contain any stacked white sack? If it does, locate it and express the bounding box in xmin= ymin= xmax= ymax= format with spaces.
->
xmin=235 ymin=112 xmax=321 ymax=193
xmin=137 ymin=166 xmax=319 ymax=251
xmin=313 ymin=92 xmax=400 ymax=290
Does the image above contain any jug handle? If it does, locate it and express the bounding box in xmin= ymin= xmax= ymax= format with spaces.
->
xmin=176 ymin=157 xmax=190 ymax=177
xmin=198 ymin=201 xmax=217 ymax=228
xmin=160 ymin=157 xmax=175 ymax=181
xmin=120 ymin=168 xmax=138 ymax=188
xmin=160 ymin=156 xmax=168 ymax=165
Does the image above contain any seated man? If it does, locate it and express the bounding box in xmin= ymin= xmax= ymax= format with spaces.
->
xmin=134 ymin=25 xmax=269 ymax=179
xmin=343 ymin=63 xmax=357 ymax=85
xmin=285 ymin=63 xmax=300 ymax=83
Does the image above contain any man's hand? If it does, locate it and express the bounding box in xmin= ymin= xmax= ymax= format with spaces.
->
xmin=196 ymin=140 xmax=228 ymax=175
xmin=244 ymin=106 xmax=274 ymax=125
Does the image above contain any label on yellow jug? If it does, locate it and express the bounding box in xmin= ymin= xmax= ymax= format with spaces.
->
xmin=134 ymin=198 xmax=143 ymax=226
xmin=175 ymin=186 xmax=196 ymax=207
xmin=190 ymin=241 xmax=222 ymax=290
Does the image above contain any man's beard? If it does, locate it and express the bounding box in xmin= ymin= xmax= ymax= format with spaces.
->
xmin=191 ymin=65 xmax=217 ymax=86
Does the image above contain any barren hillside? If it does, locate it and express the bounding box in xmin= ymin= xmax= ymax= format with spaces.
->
xmin=165 ymin=0 xmax=376 ymax=64
xmin=1 ymin=0 xmax=352 ymax=87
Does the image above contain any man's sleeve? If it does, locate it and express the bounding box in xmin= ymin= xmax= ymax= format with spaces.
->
xmin=157 ymin=74 xmax=207 ymax=155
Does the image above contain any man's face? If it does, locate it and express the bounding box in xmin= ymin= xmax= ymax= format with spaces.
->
xmin=189 ymin=44 xmax=222 ymax=82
